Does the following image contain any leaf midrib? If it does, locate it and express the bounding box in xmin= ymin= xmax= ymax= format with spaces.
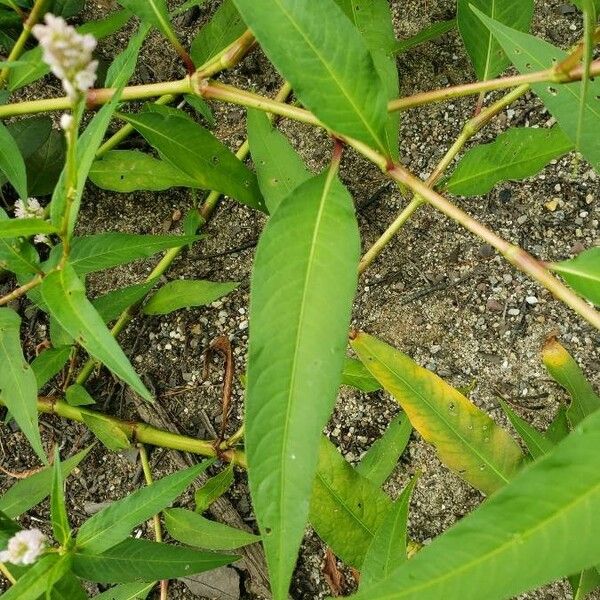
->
xmin=365 ymin=345 xmax=513 ymax=486
xmin=272 ymin=0 xmax=385 ymax=154
xmin=370 ymin=473 xmax=600 ymax=599
xmin=275 ymin=171 xmax=336 ymax=584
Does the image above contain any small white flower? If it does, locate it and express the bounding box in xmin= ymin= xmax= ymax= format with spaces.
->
xmin=14 ymin=198 xmax=44 ymax=219
xmin=60 ymin=113 xmax=73 ymax=131
xmin=32 ymin=14 xmax=98 ymax=100
xmin=0 ymin=529 xmax=46 ymax=565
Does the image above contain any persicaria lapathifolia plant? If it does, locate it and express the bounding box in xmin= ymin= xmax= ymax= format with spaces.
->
xmin=0 ymin=0 xmax=599 ymax=599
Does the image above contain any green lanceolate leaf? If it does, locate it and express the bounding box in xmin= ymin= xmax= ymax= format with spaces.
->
xmin=82 ymin=412 xmax=130 ymax=450
xmin=247 ymin=108 xmax=312 ymax=214
xmin=0 ymin=308 xmax=46 ymax=463
xmin=545 ymin=405 xmax=570 ymax=444
xmin=394 ymin=19 xmax=457 ymax=55
xmin=48 ymin=233 xmax=199 ymax=276
xmin=194 ymin=464 xmax=234 ymax=512
xmin=333 ymin=0 xmax=400 ymax=159
xmin=50 ymin=572 xmax=88 ymax=600
xmin=0 ymin=447 xmax=91 ymax=518
xmin=163 ymin=508 xmax=260 ymax=550
xmin=350 ymin=332 xmax=525 ymax=495
xmin=143 ymin=279 xmax=238 ymax=315
xmin=41 ymin=265 xmax=152 ymax=402
xmin=93 ymin=280 xmax=157 ymax=323
xmin=352 ymin=409 xmax=600 ymax=600
xmin=445 ymin=127 xmax=574 ymax=196
xmin=542 ymin=337 xmax=600 ymax=428
xmin=309 ymin=437 xmax=392 ymax=568
xmin=1 ymin=554 xmax=65 ymax=600
xmin=93 ymin=582 xmax=155 ymax=600
xmin=89 ymin=150 xmax=197 ymax=193
xmin=499 ymin=400 xmax=553 ymax=459
xmin=105 ymin=23 xmax=151 ymax=88
xmin=76 ymin=462 xmax=210 ymax=554
xmin=65 ymin=383 xmax=95 ymax=406
xmin=117 ymin=0 xmax=185 ymax=59
xmin=124 ymin=106 xmax=264 ymax=211
xmin=246 ymin=168 xmax=360 ymax=598
xmin=549 ymin=247 xmax=600 ymax=306
xmin=341 ymin=357 xmax=382 ymax=392
xmin=73 ymin=538 xmax=235 ymax=583
xmin=0 ymin=121 xmax=28 ymax=199
xmin=357 ymin=413 xmax=412 ymax=487
xmin=361 ymin=475 xmax=418 ymax=587
xmin=31 ymin=346 xmax=71 ymax=390
xmin=475 ymin=10 xmax=600 ymax=172
xmin=570 ymin=568 xmax=600 ymax=600
xmin=51 ymin=449 xmax=71 ymax=546
xmin=233 ymin=0 xmax=389 ymax=154
xmin=457 ymin=0 xmax=533 ymax=81
xmin=0 ymin=218 xmax=57 ymax=238
xmin=190 ymin=0 xmax=246 ymax=67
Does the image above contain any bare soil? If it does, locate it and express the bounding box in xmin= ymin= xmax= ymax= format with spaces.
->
xmin=1 ymin=0 xmax=599 ymax=598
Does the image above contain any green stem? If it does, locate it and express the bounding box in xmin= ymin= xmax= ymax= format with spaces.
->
xmin=58 ymin=110 xmax=79 ymax=264
xmin=0 ymin=78 xmax=191 ymax=119
xmin=21 ymin=396 xmax=247 ymax=467
xmin=0 ymin=0 xmax=50 ymax=87
xmin=0 ymin=274 xmax=42 ymax=306
xmin=358 ymin=84 xmax=530 ymax=273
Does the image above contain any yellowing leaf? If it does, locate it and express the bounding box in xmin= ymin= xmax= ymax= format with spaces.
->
xmin=350 ymin=332 xmax=525 ymax=495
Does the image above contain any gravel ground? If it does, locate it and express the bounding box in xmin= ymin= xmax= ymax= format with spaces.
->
xmin=1 ymin=0 xmax=599 ymax=598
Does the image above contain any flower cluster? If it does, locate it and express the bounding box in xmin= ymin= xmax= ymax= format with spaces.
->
xmin=32 ymin=13 xmax=98 ymax=100
xmin=0 ymin=529 xmax=46 ymax=565
xmin=14 ymin=198 xmax=49 ymax=244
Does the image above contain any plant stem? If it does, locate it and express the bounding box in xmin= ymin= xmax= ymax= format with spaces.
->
xmin=58 ymin=111 xmax=79 ymax=264
xmin=0 ymin=274 xmax=42 ymax=306
xmin=0 ymin=78 xmax=192 ymax=119
xmin=388 ymin=60 xmax=600 ymax=112
xmin=358 ymin=84 xmax=530 ymax=273
xmin=384 ymin=162 xmax=600 ymax=330
xmin=139 ymin=444 xmax=168 ymax=600
xmin=8 ymin=396 xmax=247 ymax=467
xmin=0 ymin=0 xmax=50 ymax=87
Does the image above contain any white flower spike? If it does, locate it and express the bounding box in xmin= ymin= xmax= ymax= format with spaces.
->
xmin=32 ymin=14 xmax=98 ymax=100
xmin=0 ymin=529 xmax=46 ymax=565
xmin=14 ymin=197 xmax=44 ymax=220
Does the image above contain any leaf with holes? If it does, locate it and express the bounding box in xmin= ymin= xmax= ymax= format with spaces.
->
xmin=233 ymin=0 xmax=389 ymax=153
xmin=457 ymin=0 xmax=533 ymax=80
xmin=475 ymin=9 xmax=600 ymax=172
xmin=351 ymin=332 xmax=525 ymax=495
xmin=246 ymin=169 xmax=360 ymax=599
xmin=89 ymin=150 xmax=197 ymax=193
xmin=247 ymin=108 xmax=312 ymax=214
xmin=125 ymin=106 xmax=264 ymax=211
